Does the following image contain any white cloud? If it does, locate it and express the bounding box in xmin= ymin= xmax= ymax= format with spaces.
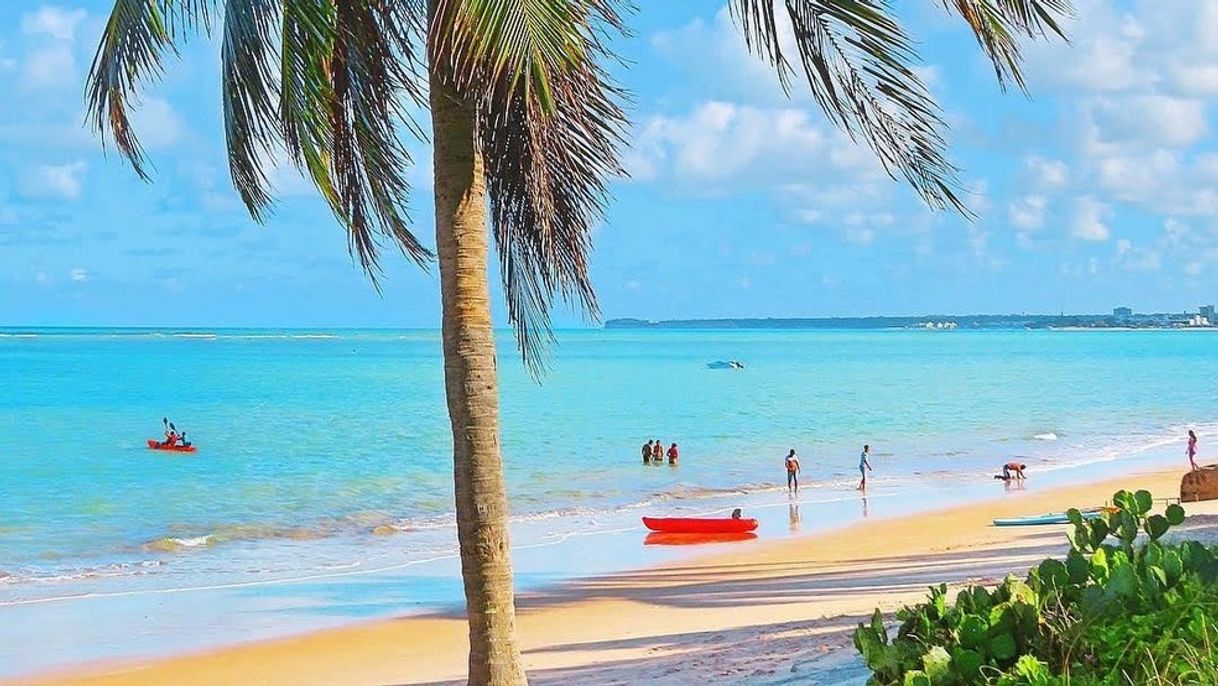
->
xmin=23 ymin=44 xmax=75 ymax=88
xmin=629 ymin=102 xmax=868 ymax=186
xmin=23 ymin=161 xmax=87 ymax=200
xmin=131 ymin=97 xmax=184 ymax=148
xmin=1070 ymin=197 xmax=1111 ymax=242
xmin=21 ymin=7 xmax=87 ymax=42
xmin=1086 ymin=96 xmax=1207 ymax=152
xmin=69 ymin=267 xmax=89 ymax=282
xmin=1024 ymin=156 xmax=1068 ymax=188
xmin=1009 ymin=195 xmax=1047 ymax=231
xmin=1114 ymin=238 xmax=1161 ymax=272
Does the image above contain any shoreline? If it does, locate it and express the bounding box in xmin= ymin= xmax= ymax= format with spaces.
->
xmin=11 ymin=467 xmax=1193 ymax=686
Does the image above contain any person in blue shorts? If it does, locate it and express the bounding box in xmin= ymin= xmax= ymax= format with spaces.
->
xmin=857 ymin=444 xmax=873 ymax=491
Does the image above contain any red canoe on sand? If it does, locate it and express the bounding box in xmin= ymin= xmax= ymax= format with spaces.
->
xmin=147 ymin=439 xmax=197 ymax=453
xmin=642 ymin=516 xmax=758 ymax=534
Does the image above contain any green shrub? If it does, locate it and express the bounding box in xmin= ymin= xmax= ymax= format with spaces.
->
xmin=853 ymin=490 xmax=1218 ymax=684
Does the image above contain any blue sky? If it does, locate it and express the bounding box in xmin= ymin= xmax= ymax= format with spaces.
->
xmin=2 ymin=0 xmax=1218 ymax=326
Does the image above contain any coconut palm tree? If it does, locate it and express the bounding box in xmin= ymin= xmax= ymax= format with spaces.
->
xmin=86 ymin=1 xmax=1070 ymax=683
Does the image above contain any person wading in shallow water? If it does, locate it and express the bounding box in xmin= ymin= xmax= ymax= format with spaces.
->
xmin=785 ymin=449 xmax=800 ymax=493
xmin=641 ymin=439 xmax=653 ymax=464
xmin=667 ymin=442 xmax=679 ymax=465
xmin=857 ymin=444 xmax=873 ymax=491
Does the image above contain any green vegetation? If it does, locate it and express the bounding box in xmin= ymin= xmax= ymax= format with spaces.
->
xmin=854 ymin=490 xmax=1218 ymax=684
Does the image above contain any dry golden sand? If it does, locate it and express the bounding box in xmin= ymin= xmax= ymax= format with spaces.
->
xmin=12 ymin=469 xmax=1197 ymax=686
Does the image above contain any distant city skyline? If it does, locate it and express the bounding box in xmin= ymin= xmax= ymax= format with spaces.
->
xmin=4 ymin=1 xmax=1218 ymax=327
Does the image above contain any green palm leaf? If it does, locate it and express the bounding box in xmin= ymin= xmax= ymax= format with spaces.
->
xmin=434 ymin=0 xmax=630 ymax=370
xmin=732 ymin=0 xmax=1071 ymax=213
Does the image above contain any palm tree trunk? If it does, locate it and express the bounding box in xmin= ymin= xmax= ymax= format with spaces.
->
xmin=429 ymin=58 xmax=528 ymax=686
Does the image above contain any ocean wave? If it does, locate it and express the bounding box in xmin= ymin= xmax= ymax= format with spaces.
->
xmin=1033 ymin=432 xmax=1059 ymax=441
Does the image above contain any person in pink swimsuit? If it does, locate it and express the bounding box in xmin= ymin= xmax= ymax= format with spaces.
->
xmin=1188 ymin=430 xmax=1199 ymax=471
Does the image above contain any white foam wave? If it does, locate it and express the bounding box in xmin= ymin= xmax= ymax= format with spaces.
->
xmin=1033 ymin=432 xmax=1059 ymax=441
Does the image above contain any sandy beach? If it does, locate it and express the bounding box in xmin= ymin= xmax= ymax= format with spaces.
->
xmin=12 ymin=468 xmax=1204 ymax=686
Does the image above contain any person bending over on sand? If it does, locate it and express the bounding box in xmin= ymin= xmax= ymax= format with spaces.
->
xmin=731 ymin=508 xmax=743 ymax=520
xmin=857 ymin=445 xmax=873 ymax=491
xmin=1001 ymin=462 xmax=1027 ymax=481
xmin=785 ymin=449 xmax=800 ymax=493
xmin=652 ymin=439 xmax=663 ymax=463
xmin=667 ymin=442 xmax=679 ymax=465
xmin=642 ymin=440 xmax=653 ymax=464
xmin=1188 ymin=430 xmax=1199 ymax=471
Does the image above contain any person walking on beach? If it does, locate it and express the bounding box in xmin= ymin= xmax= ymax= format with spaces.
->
xmin=667 ymin=442 xmax=679 ymax=465
xmin=857 ymin=444 xmax=873 ymax=491
xmin=1188 ymin=430 xmax=1200 ymax=471
xmin=785 ymin=449 xmax=800 ymax=493
xmin=651 ymin=439 xmax=663 ymax=463
xmin=642 ymin=440 xmax=653 ymax=464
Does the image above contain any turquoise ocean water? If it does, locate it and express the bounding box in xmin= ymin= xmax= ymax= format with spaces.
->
xmin=0 ymin=327 xmax=1214 ymax=676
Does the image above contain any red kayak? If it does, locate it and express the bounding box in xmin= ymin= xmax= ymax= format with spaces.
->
xmin=147 ymin=439 xmax=197 ymax=453
xmin=642 ymin=516 xmax=758 ymax=534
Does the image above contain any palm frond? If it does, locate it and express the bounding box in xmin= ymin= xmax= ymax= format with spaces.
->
xmin=733 ymin=0 xmax=967 ymax=213
xmin=432 ymin=0 xmax=631 ymax=371
xmin=86 ymin=0 xmax=218 ymax=177
xmin=222 ymin=0 xmax=281 ymax=219
xmin=943 ymin=0 xmax=1072 ymax=90
xmin=322 ymin=0 xmax=431 ymax=276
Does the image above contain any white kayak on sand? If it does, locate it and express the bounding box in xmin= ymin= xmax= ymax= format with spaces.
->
xmin=992 ymin=508 xmax=1104 ymax=527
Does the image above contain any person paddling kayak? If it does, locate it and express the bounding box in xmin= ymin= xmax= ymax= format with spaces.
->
xmin=159 ymin=418 xmax=179 ymax=448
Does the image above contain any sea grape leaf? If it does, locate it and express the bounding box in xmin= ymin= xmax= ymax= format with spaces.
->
xmin=1090 ymin=547 xmax=1109 ymax=581
xmin=1164 ymin=549 xmax=1184 ymax=584
xmin=1067 ymin=508 xmax=1084 ymax=526
xmin=989 ymin=603 xmax=1014 ymax=633
xmin=957 ymin=614 xmax=988 ymax=649
xmin=952 ymin=648 xmax=985 ymax=680
xmin=922 ymin=646 xmax=951 ymax=681
xmin=1143 ymin=541 xmax=1163 ymax=566
xmin=1117 ymin=511 xmax=1138 ymax=544
xmin=1134 ymin=489 xmax=1153 ymax=515
xmin=1105 ymin=561 xmax=1137 ymax=599
xmin=1166 ymin=503 xmax=1186 ymax=526
xmin=989 ymin=632 xmax=1017 ymax=661
xmin=1038 ymin=558 xmax=1068 ymax=590
xmin=903 ymin=671 xmax=931 ymax=686
xmin=1145 ymin=515 xmax=1169 ymax=541
xmin=1066 ymin=549 xmax=1089 ymax=584
xmin=1088 ymin=518 xmax=1110 ymax=549
xmin=870 ymin=608 xmax=887 ymax=642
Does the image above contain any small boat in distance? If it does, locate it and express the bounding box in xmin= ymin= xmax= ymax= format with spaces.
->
xmin=147 ymin=439 xmax=197 ymax=453
xmin=706 ymin=360 xmax=745 ymax=370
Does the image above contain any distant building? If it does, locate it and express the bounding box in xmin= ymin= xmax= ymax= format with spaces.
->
xmin=1113 ymin=307 xmax=1133 ymax=318
xmin=1202 ymin=305 xmax=1215 ymax=322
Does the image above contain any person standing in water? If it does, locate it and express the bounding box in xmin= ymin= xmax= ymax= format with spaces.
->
xmin=642 ymin=440 xmax=653 ymax=464
xmin=651 ymin=439 xmax=663 ymax=463
xmin=1188 ymin=430 xmax=1199 ymax=471
xmin=785 ymin=449 xmax=800 ymax=493
xmin=667 ymin=442 xmax=679 ymax=465
xmin=857 ymin=444 xmax=873 ymax=491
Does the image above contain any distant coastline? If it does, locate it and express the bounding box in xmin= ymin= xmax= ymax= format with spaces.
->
xmin=605 ymin=310 xmax=1218 ymax=331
